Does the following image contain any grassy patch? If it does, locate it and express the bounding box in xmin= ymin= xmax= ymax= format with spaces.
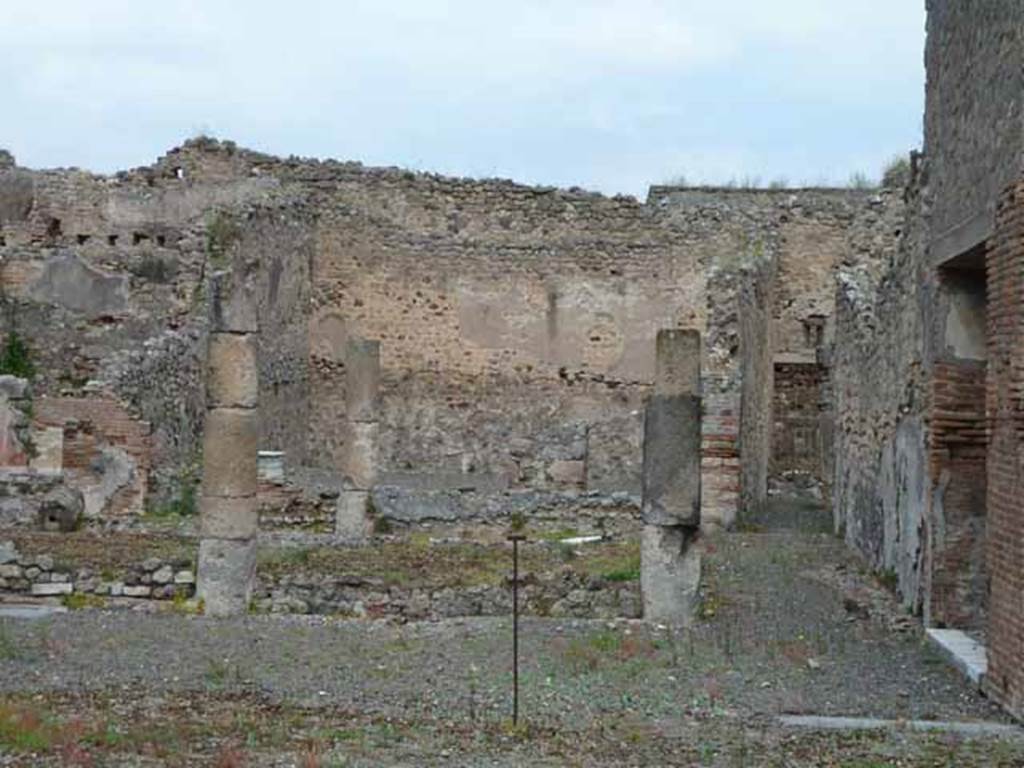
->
xmin=61 ymin=592 xmax=108 ymax=611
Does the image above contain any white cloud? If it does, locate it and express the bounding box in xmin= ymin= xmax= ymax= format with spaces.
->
xmin=0 ymin=1 xmax=925 ymax=194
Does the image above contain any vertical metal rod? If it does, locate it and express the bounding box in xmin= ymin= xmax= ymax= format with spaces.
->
xmin=512 ymin=535 xmax=520 ymax=726
xmin=508 ymin=533 xmax=525 ymax=726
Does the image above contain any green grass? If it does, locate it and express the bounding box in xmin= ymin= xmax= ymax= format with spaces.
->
xmin=61 ymin=593 xmax=108 ymax=611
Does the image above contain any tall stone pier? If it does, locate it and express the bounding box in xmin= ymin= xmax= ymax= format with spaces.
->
xmin=641 ymin=329 xmax=703 ymax=625
xmin=197 ymin=272 xmax=259 ymax=617
xmin=336 ymin=338 xmax=381 ymax=537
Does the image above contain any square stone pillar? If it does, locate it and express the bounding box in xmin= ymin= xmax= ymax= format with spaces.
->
xmin=336 ymin=338 xmax=381 ymax=538
xmin=641 ymin=329 xmax=703 ymax=625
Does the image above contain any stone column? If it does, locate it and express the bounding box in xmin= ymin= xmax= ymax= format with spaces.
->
xmin=641 ymin=329 xmax=703 ymax=625
xmin=197 ymin=272 xmax=259 ymax=617
xmin=336 ymin=338 xmax=380 ymax=538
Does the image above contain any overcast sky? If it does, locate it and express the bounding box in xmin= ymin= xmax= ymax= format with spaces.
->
xmin=2 ymin=2 xmax=925 ymax=197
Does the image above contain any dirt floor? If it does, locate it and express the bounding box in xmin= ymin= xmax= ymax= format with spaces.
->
xmin=0 ymin=503 xmax=1021 ymax=766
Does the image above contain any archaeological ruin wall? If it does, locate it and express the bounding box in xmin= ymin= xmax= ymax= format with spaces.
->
xmin=1 ymin=138 xmax=901 ymax=539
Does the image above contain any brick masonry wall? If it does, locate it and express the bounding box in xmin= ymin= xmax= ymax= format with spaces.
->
xmin=984 ymin=181 xmax=1024 ymax=717
xmin=33 ymin=396 xmax=150 ymax=517
xmin=927 ymin=361 xmax=988 ymax=631
xmin=771 ymin=363 xmax=827 ymax=477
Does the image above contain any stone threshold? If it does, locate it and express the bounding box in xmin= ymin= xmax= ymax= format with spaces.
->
xmin=926 ymin=627 xmax=987 ymax=686
xmin=779 ymin=715 xmax=1022 ymax=739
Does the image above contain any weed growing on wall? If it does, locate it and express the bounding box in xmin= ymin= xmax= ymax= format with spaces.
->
xmin=205 ymin=210 xmax=241 ymax=265
xmin=0 ymin=328 xmax=35 ymax=379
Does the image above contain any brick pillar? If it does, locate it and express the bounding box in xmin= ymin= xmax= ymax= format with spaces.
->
xmin=197 ymin=272 xmax=259 ymax=617
xmin=641 ymin=329 xmax=702 ymax=625
xmin=984 ymin=181 xmax=1024 ymax=718
xmin=336 ymin=338 xmax=380 ymax=538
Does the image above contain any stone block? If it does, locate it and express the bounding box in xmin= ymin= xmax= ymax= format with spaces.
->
xmin=341 ymin=421 xmax=379 ymax=489
xmin=28 ymin=427 xmax=63 ymax=473
xmin=345 ymin=338 xmax=381 ymax=421
xmin=123 ymin=585 xmax=152 ymax=598
xmin=37 ymin=486 xmax=84 ymax=532
xmin=642 ymin=394 xmax=701 ymax=527
xmin=335 ymin=490 xmax=371 ymax=539
xmin=0 ymin=540 xmax=17 ymax=565
xmin=196 ymin=538 xmax=257 ymax=617
xmin=30 ymin=582 xmax=73 ymax=596
xmin=152 ymin=565 xmax=173 ymax=585
xmin=209 ymin=270 xmax=258 ymax=333
xmin=547 ymin=459 xmax=585 ymax=487
xmin=655 ymin=329 xmax=700 ymax=396
xmin=200 ymin=495 xmax=257 ymax=540
xmin=174 ymin=569 xmax=195 ymax=585
xmin=0 ymin=376 xmax=31 ymax=401
xmin=641 ymin=524 xmax=701 ymax=625
xmin=207 ymin=333 xmax=258 ymax=409
xmin=201 ymin=408 xmax=258 ymax=497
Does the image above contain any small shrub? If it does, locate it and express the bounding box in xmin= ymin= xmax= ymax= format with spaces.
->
xmin=508 ymin=512 xmax=527 ymax=533
xmin=882 ymin=155 xmax=912 ymax=189
xmin=877 ymin=568 xmax=899 ymax=593
xmin=847 ymin=171 xmax=876 ymax=190
xmin=0 ymin=328 xmax=35 ymax=378
xmin=372 ymin=516 xmax=393 ymax=536
xmin=206 ymin=211 xmax=241 ymax=264
xmin=133 ymin=253 xmax=174 ymax=283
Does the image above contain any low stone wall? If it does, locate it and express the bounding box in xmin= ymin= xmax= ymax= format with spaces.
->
xmin=0 ymin=539 xmax=194 ymax=600
xmin=253 ymin=568 xmax=640 ymax=620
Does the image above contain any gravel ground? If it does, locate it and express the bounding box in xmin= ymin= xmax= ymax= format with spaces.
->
xmin=0 ymin=517 xmax=1019 ymax=766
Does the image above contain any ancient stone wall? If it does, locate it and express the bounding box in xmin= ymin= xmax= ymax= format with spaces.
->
xmin=924 ymin=0 xmax=1024 ymax=263
xmin=984 ymin=181 xmax=1024 ymax=718
xmin=831 ymin=187 xmax=922 ymax=609
xmin=2 ymin=140 xmax=899 ymax=528
xmin=309 ymin=175 xmax=714 ymax=522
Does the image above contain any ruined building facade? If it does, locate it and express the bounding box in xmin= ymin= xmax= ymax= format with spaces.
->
xmin=0 ymin=138 xmax=898 ymax=537
xmin=4 ymin=0 xmax=1019 ymax=719
xmin=833 ymin=0 xmax=1024 ymax=718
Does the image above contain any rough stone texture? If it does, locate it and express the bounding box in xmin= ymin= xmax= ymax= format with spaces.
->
xmin=196 ymin=537 xmax=257 ymax=617
xmin=654 ymin=329 xmax=700 ymax=396
xmin=37 ymin=485 xmax=84 ymax=532
xmin=640 ymin=524 xmax=701 ymax=625
xmin=200 ymin=495 xmax=260 ymax=540
xmin=335 ymin=490 xmax=371 ymax=539
xmin=641 ymin=395 xmax=701 ymax=528
xmin=341 ymin=421 xmax=379 ymax=491
xmin=206 ymin=333 xmax=258 ymax=409
xmin=344 ymin=339 xmax=381 ymax=423
xmin=0 ymin=136 xmax=897 ymax=527
xmin=200 ymin=408 xmax=258 ymax=498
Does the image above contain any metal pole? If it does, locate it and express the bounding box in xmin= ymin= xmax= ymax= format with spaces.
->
xmin=508 ymin=533 xmax=525 ymax=726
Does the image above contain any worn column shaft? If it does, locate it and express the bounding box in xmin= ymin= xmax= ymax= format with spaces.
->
xmin=336 ymin=338 xmax=381 ymax=537
xmin=641 ymin=328 xmax=703 ymax=625
xmin=197 ymin=272 xmax=259 ymax=617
